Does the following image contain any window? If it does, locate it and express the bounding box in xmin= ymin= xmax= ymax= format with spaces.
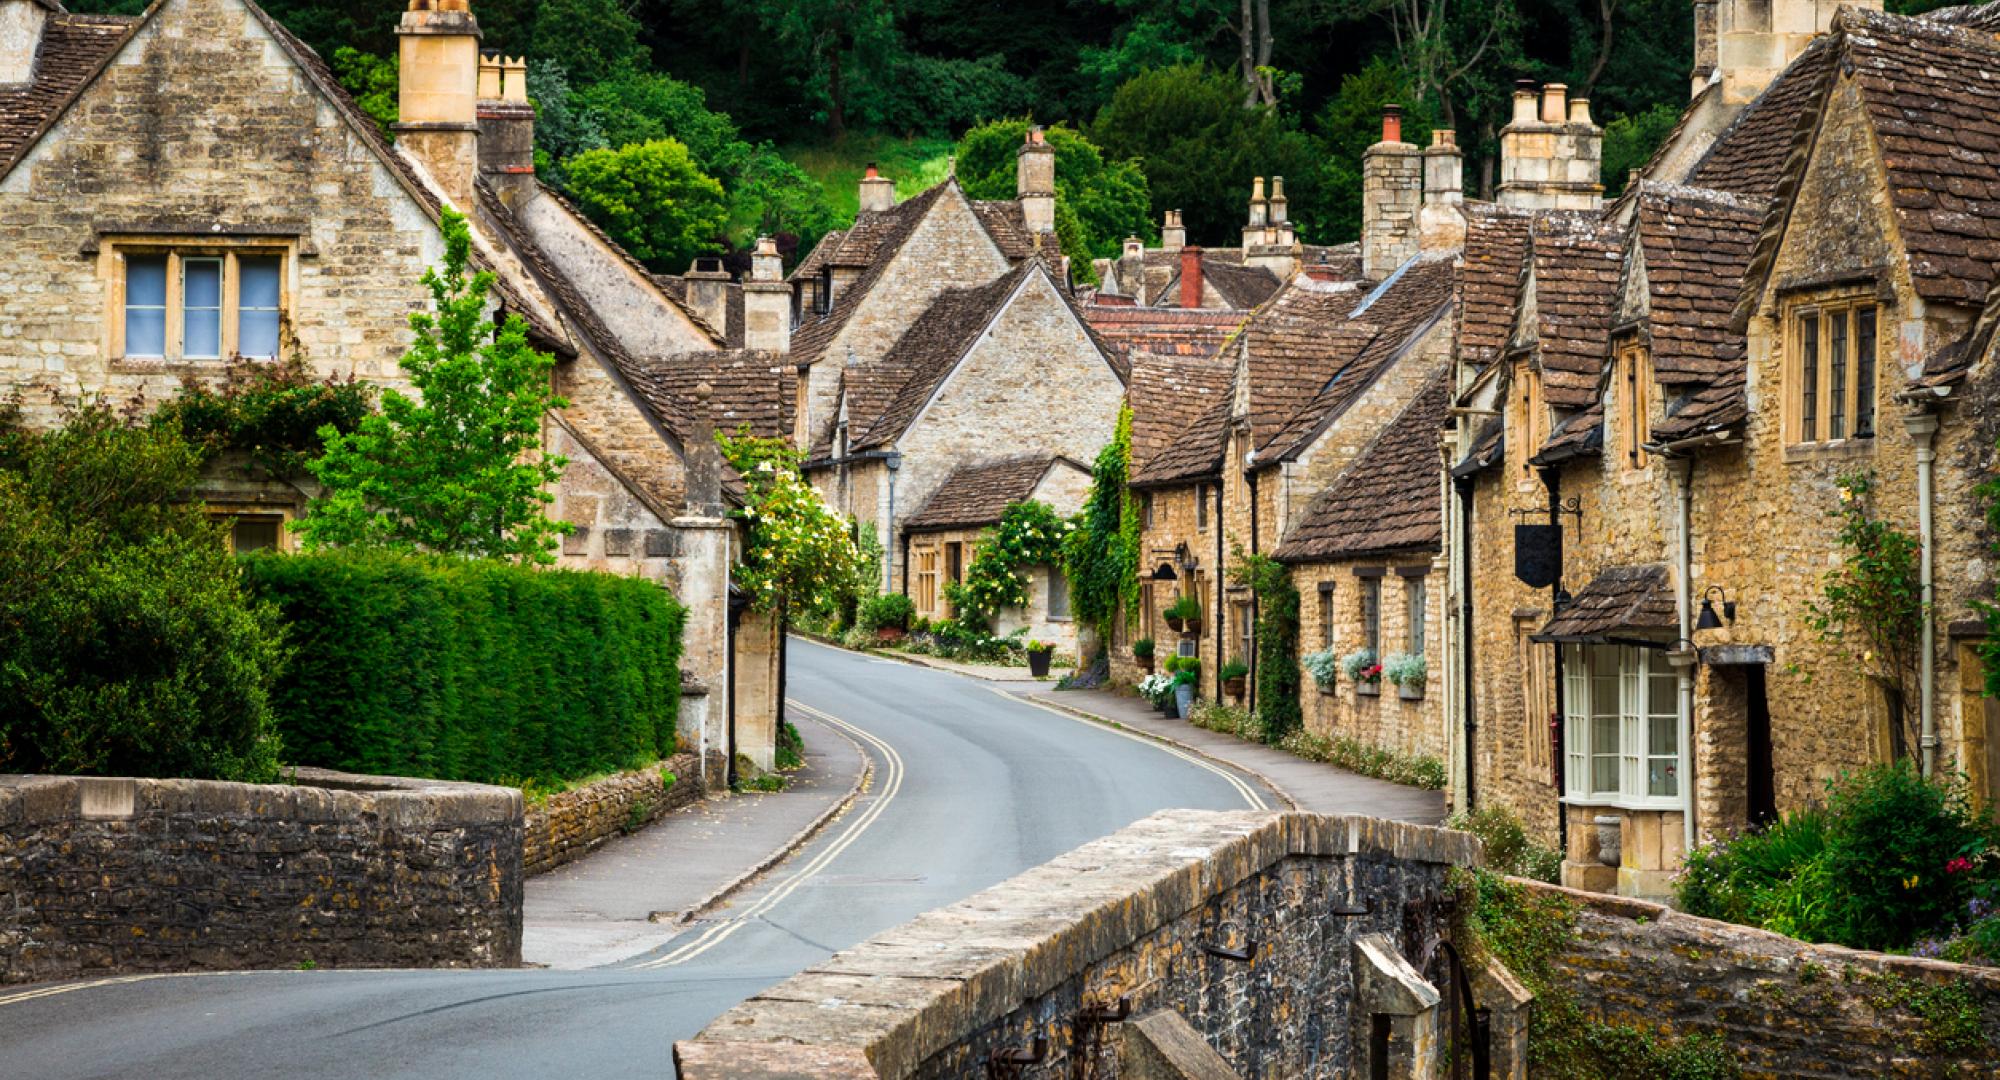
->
xmin=1515 ymin=617 xmax=1554 ymax=774
xmin=1561 ymin=644 xmax=1680 ymax=806
xmin=1514 ymin=366 xmax=1547 ymax=479
xmin=1405 ymin=575 xmax=1426 ymax=655
xmin=913 ymin=548 xmax=939 ymax=616
xmin=1235 ymin=601 xmax=1253 ymax=668
xmin=209 ymin=509 xmax=290 ymax=554
xmin=1141 ymin=582 xmax=1156 ymax=638
xmin=1143 ymin=494 xmax=1154 ymax=529
xmin=1360 ymin=576 xmax=1381 ymax=653
xmin=1047 ymin=568 xmax=1071 ymax=619
xmin=1196 ymin=485 xmax=1208 ymax=530
xmin=1787 ymin=298 xmax=1879 ymax=445
xmin=114 ymin=247 xmax=289 ymax=362
xmin=1618 ymin=342 xmax=1649 ymax=469
xmin=1318 ymin=585 xmax=1335 ymax=649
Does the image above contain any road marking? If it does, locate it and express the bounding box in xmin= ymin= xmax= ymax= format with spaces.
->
xmin=0 ymin=969 xmax=299 ymax=1009
xmin=994 ymin=689 xmax=1269 ymax=811
xmin=630 ymin=700 xmax=905 ymax=970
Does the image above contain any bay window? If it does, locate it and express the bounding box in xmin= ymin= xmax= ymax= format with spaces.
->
xmin=1562 ymin=644 xmax=1680 ymax=807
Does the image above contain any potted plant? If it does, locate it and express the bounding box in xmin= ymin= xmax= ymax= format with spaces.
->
xmin=1026 ymin=639 xmax=1055 ymax=678
xmin=1164 ymin=594 xmax=1201 ymax=635
xmin=1133 ymin=637 xmax=1156 ymax=673
xmin=1383 ymin=652 xmax=1427 ymax=700
xmin=862 ymin=593 xmax=915 ymax=644
xmin=1302 ymin=648 xmax=1339 ymax=695
xmin=1341 ymin=647 xmax=1381 ymax=696
xmin=1138 ymin=672 xmax=1174 ymax=713
xmin=1219 ymin=658 xmax=1249 ymax=698
xmin=1171 ymin=657 xmax=1200 ymax=718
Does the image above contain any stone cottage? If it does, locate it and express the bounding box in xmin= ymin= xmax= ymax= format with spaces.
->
xmin=1443 ymin=0 xmax=2000 ymax=898
xmin=0 ymin=0 xmax=785 ymax=777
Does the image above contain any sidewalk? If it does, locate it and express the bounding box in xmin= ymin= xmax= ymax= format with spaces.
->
xmin=521 ymin=709 xmax=869 ymax=970
xmin=873 ymin=647 xmax=1074 ymax=683
xmin=1011 ymin=686 xmax=1447 ymax=825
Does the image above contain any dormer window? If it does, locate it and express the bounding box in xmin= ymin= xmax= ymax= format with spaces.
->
xmin=1512 ymin=364 xmax=1547 ymax=480
xmin=1617 ymin=340 xmax=1650 ymax=469
xmin=1785 ymin=296 xmax=1878 ymax=446
xmin=111 ymin=243 xmax=289 ymax=362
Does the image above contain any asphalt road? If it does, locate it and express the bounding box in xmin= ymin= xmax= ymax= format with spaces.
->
xmin=0 ymin=639 xmax=1275 ymax=1080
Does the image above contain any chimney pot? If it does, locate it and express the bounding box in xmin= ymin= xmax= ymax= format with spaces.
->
xmin=1381 ymin=103 xmax=1404 ymax=145
xmin=1180 ymin=246 xmax=1204 ymax=309
xmin=1511 ymin=81 xmax=1539 ymax=125
xmin=858 ymin=163 xmax=896 ymax=213
xmin=1568 ymin=97 xmax=1593 ymax=126
xmin=1430 ymin=129 xmax=1457 ymax=150
xmin=1161 ymin=210 xmax=1185 ymax=252
xmin=865 ymin=162 xmax=879 ymax=178
xmin=1540 ymin=82 xmax=1568 ymax=124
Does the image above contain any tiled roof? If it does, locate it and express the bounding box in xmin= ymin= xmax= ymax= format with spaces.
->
xmin=1258 ymin=256 xmax=1457 ymax=464
xmin=1629 ymin=184 xmax=1765 ymax=387
xmin=1651 ymin=366 xmax=1748 ymax=441
xmin=627 ymin=351 xmax=795 ymax=442
xmin=1274 ymin=373 xmax=1449 ymax=563
xmin=790 ymin=229 xmax=846 ymax=281
xmin=903 ymin=455 xmax=1073 ymax=531
xmin=1238 ymin=284 xmax=1371 ymax=457
xmin=847 ymin=263 xmax=1033 ymax=451
xmin=1523 ymin=213 xmax=1625 ymax=410
xmin=789 ymin=184 xmax=950 ymax=367
xmin=1128 ymin=352 xmax=1235 ymax=487
xmin=969 ymin=199 xmax=1036 ymax=259
xmin=1152 ymin=257 xmax=1282 ymax=310
xmin=1686 ymin=37 xmax=1834 ymax=197
xmin=1451 ymin=418 xmax=1504 ymax=478
xmin=1532 ymin=400 xmax=1603 ymax=464
xmin=0 ymin=12 xmax=135 ymax=178
xmin=1532 ymin=564 xmax=1677 ymax=643
xmin=1134 ymin=394 xmax=1232 ymax=489
xmin=1457 ymin=208 xmax=1533 ymax=372
xmin=1085 ymin=305 xmax=1246 ymax=364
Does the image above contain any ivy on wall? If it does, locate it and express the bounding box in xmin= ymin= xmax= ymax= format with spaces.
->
xmin=1063 ymin=405 xmax=1138 ymax=648
xmin=1231 ymin=547 xmax=1302 ymax=744
xmin=948 ymin=500 xmax=1072 ymax=626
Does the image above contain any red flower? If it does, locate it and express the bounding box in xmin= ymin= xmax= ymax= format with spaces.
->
xmin=1945 ymin=857 xmax=1974 ymax=875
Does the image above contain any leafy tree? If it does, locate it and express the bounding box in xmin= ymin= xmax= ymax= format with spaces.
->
xmin=717 ymin=430 xmax=867 ymax=614
xmin=748 ymin=0 xmax=903 ymax=137
xmin=563 ymin=139 xmax=728 ymax=270
xmin=331 ymin=47 xmax=398 ymax=138
xmin=574 ymin=69 xmax=747 ymax=162
xmin=954 ymin=119 xmax=1152 ymax=267
xmin=1092 ymin=65 xmax=1321 ymax=244
xmin=526 ymin=60 xmax=608 ymax=188
xmin=1062 ymin=405 xmax=1138 ymax=650
xmin=1314 ymin=58 xmax=1439 ymax=243
xmin=1806 ymin=473 xmax=1924 ymax=761
xmin=299 ymin=209 xmax=572 ymax=564
xmin=0 ymin=403 xmax=285 ymax=782
xmin=1600 ymin=103 xmax=1679 ymax=197
xmin=530 ymin=0 xmax=649 ymax=84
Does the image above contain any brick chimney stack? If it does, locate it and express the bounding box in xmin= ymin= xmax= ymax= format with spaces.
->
xmin=1361 ymin=104 xmax=1422 ymax=280
xmin=396 ymin=0 xmax=483 ymax=207
xmin=1160 ymin=210 xmax=1185 ymax=252
xmin=683 ymin=256 xmax=731 ymax=337
xmin=1017 ymin=127 xmax=1056 ymax=236
xmin=0 ymin=0 xmax=50 ymax=84
xmin=1498 ymin=81 xmax=1602 ymax=212
xmin=858 ymin=163 xmax=896 ymax=214
xmin=1420 ymin=129 xmax=1466 ymax=254
xmin=1179 ymin=246 xmax=1204 ymax=309
xmin=477 ymin=53 xmax=535 ymax=207
xmin=742 ymin=235 xmax=792 ymax=355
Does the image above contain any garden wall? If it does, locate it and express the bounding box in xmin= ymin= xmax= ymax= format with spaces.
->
xmin=675 ymin=810 xmax=1482 ymax=1080
xmin=523 ymin=751 xmax=702 ymax=876
xmin=0 ymin=770 xmax=521 ymax=985
xmin=1522 ymin=879 xmax=2000 ymax=1075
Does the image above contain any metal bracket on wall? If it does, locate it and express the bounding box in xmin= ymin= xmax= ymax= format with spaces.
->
xmin=1199 ymin=939 xmax=1257 ymax=963
xmin=987 ymin=1035 xmax=1049 ymax=1079
xmin=1508 ymin=496 xmax=1580 ymax=522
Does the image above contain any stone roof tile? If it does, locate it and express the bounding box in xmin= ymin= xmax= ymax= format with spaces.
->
xmin=1457 ymin=209 xmax=1533 ymax=371
xmin=903 ymin=455 xmax=1072 ymax=531
xmin=1532 ymin=564 xmax=1677 ymax=642
xmin=1526 ymin=214 xmax=1625 ymax=410
xmin=1274 ymin=372 xmax=1449 ymax=562
xmin=0 ymin=12 xmax=135 ymax=178
xmin=627 ymin=351 xmax=795 ymax=443
xmin=1128 ymin=352 xmax=1236 ymax=487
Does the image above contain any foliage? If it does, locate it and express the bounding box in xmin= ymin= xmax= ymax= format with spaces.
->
xmin=905 ymin=618 xmax=1026 ymax=665
xmin=1382 ymin=651 xmax=1427 ymax=687
xmin=525 ymin=60 xmax=608 ymax=188
xmin=1279 ymin=729 xmax=1447 ymax=790
xmin=1164 ymin=592 xmax=1202 ymax=624
xmin=150 ymin=354 xmax=373 ymax=479
xmin=243 ymin=548 xmax=682 ymax=787
xmin=1219 ymin=658 xmax=1249 ymax=682
xmin=331 ymin=47 xmax=397 ymax=138
xmin=1136 ymin=672 xmax=1175 ymax=705
xmin=947 ymin=500 xmax=1073 ymax=625
xmin=1341 ymin=646 xmax=1380 ymax=683
xmin=1301 ymin=648 xmax=1339 ymax=692
xmin=1804 ymin=472 xmax=1924 ymax=761
xmin=1060 ymin=405 xmax=1139 ymax=648
xmin=776 ymin=720 xmax=806 ymax=771
xmin=1675 ymin=763 xmax=1998 ymax=952
xmin=1313 ymin=58 xmax=1438 ymax=243
xmin=1600 ymin=102 xmax=1680 ymax=197
xmin=1090 ymin=65 xmax=1322 ymax=245
xmin=1132 ymin=637 xmax=1155 ymax=659
xmin=955 ymin=120 xmax=1152 ymax=266
xmin=531 ymin=0 xmax=647 ymax=84
xmin=563 ymin=139 xmax=729 ymax=271
xmin=1188 ymin=700 xmax=1265 ymax=741
xmin=719 ymin=431 xmax=866 ymax=614
xmin=1166 ymin=654 xmax=1202 ymax=688
xmin=299 ymin=210 xmax=570 ymax=564
xmin=0 ymin=405 xmax=285 ymax=782
xmin=1448 ymin=806 xmax=1561 ymax=882
xmin=857 ymin=592 xmax=916 ymax=633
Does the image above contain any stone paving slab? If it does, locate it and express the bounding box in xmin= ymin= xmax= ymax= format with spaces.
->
xmin=522 ymin=710 xmax=870 ymax=970
xmin=1011 ymin=686 xmax=1447 ymax=825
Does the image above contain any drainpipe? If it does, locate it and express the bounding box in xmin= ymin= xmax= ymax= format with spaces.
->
xmin=1215 ymin=480 xmax=1227 ymax=705
xmin=1541 ymin=467 xmax=1566 ymax=856
xmin=1455 ymin=475 xmax=1478 ymax=811
xmin=884 ymin=452 xmax=902 ymax=593
xmin=1675 ymin=457 xmax=1697 ymax=854
xmin=1905 ymin=411 xmax=1939 ymax=778
xmin=1247 ymin=464 xmax=1261 ymax=715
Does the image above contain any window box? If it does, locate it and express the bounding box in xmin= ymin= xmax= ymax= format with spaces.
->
xmin=1398 ymin=682 xmax=1425 ymax=701
xmin=1356 ymin=681 xmax=1380 ymax=698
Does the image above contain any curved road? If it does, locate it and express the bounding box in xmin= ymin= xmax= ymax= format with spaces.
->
xmin=0 ymin=640 xmax=1275 ymax=1080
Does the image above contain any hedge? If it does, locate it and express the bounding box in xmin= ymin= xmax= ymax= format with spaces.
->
xmin=242 ymin=549 xmax=683 ymax=786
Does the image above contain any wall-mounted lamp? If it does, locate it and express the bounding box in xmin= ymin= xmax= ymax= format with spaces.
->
xmin=1695 ymin=586 xmax=1736 ymax=631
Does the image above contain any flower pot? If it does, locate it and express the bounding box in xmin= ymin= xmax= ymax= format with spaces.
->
xmin=1356 ymin=680 xmax=1380 ymax=697
xmin=1027 ymin=649 xmax=1053 ymax=677
xmin=1154 ymin=695 xmax=1169 ymax=714
xmin=1174 ymin=684 xmax=1196 ymax=717
xmin=1397 ymin=681 xmax=1424 ymax=701
xmin=1163 ymin=694 xmax=1179 ymax=719
xmin=876 ymin=626 xmax=906 ymax=644
xmin=1165 ymin=616 xmax=1186 ymax=634
xmin=1137 ymin=654 xmax=1155 ymax=674
xmin=1222 ymin=676 xmax=1246 ymax=698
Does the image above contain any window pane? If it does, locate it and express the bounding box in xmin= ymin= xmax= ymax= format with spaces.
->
xmin=239 ymin=310 xmax=281 ymax=359
xmin=1407 ymin=577 xmax=1426 ymax=654
xmin=1648 ymin=671 xmax=1676 ymax=718
xmin=126 ymin=308 xmax=166 ymax=357
xmin=184 ymin=258 xmax=221 ymax=308
xmin=1047 ymin=570 xmax=1070 ymax=618
xmin=1592 ymin=715 xmax=1620 ymax=793
xmin=184 ymin=259 xmax=222 ymax=357
xmin=125 ymin=255 xmax=167 ymax=356
xmin=185 ymin=307 xmax=221 ymax=357
xmin=231 ymin=517 xmax=281 ymax=553
xmin=1828 ymin=310 xmax=1847 ymax=440
xmin=1856 ymin=306 xmax=1877 ymax=438
xmin=1648 ymin=756 xmax=1677 ymax=797
xmin=1799 ymin=314 xmax=1818 ymax=440
xmin=239 ymin=256 xmax=281 ymax=308
xmin=1361 ymin=579 xmax=1380 ymax=652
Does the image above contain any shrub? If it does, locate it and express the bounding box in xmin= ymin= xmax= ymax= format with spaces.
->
xmin=1218 ymin=659 xmax=1249 ymax=681
xmin=1449 ymin=806 xmax=1562 ymax=883
xmin=0 ymin=405 xmax=285 ymax=783
xmin=1164 ymin=592 xmax=1201 ymax=624
xmin=1280 ymin=729 xmax=1447 ymax=790
xmin=858 ymin=592 xmax=915 ymax=633
xmin=1301 ymin=648 xmax=1339 ymax=692
xmin=151 ymin=353 xmax=373 ymax=479
xmin=242 ymin=549 xmax=682 ymax=787
xmin=1341 ymin=647 xmax=1379 ymax=682
xmin=1132 ymin=637 xmax=1154 ymax=659
xmin=1382 ymin=652 xmax=1427 ymax=687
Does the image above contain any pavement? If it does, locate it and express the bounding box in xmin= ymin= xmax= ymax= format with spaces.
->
xmin=1009 ymin=686 xmax=1449 ymax=824
xmin=0 ymin=637 xmax=1277 ymax=1080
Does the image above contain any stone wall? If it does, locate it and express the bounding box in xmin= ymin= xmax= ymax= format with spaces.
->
xmin=1521 ymin=878 xmax=2000 ymax=1075
xmin=521 ymin=752 xmax=701 ymax=876
xmin=675 ymin=810 xmax=1481 ymax=1080
xmin=1292 ymin=555 xmax=1446 ymax=764
xmin=1117 ymin=482 xmax=1224 ymax=698
xmin=0 ymin=769 xmax=522 ymax=985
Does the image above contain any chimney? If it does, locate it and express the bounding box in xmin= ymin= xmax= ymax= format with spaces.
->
xmin=685 ymin=381 xmax=723 ymax=516
xmin=1117 ymin=235 xmax=1146 ymax=304
xmin=1017 ymin=127 xmax=1056 ymax=236
xmin=1498 ymin=81 xmax=1602 ymax=212
xmin=1269 ymin=175 xmax=1294 ymax=245
xmin=683 ymin=256 xmax=731 ymax=336
xmin=1179 ymin=246 xmax=1204 ymax=309
xmin=1161 ymin=210 xmax=1185 ymax=252
xmin=1420 ymin=129 xmax=1467 ymax=253
xmin=1242 ymin=176 xmax=1270 ymax=248
xmin=1361 ymin=104 xmax=1422 ymax=280
xmin=858 ymin=163 xmax=896 ymax=213
xmin=1692 ymin=0 xmax=1718 ymax=97
xmin=477 ymin=53 xmax=535 ymax=207
xmin=396 ymin=0 xmax=483 ymax=208
xmin=742 ymin=235 xmax=791 ymax=355
xmin=0 ymin=0 xmax=50 ymax=84
xmin=1715 ymin=0 xmax=1878 ymax=105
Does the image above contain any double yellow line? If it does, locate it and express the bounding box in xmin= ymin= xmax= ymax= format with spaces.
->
xmin=629 ymin=700 xmax=905 ymax=971
xmin=0 ymin=970 xmax=281 ymax=1010
xmin=995 ymin=688 xmax=1270 ymax=810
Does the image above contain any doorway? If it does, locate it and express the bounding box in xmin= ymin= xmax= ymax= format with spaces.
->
xmin=1746 ymin=665 xmax=1776 ymax=827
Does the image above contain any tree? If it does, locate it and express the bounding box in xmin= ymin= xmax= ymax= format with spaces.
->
xmin=1092 ymin=64 xmax=1321 ymax=244
xmin=331 ymin=47 xmax=397 ymax=138
xmin=954 ymin=119 xmax=1152 ymax=265
xmin=747 ymin=0 xmax=903 ymax=137
xmin=530 ymin=0 xmax=649 ymax=85
xmin=563 ymin=139 xmax=729 ymax=270
xmin=0 ymin=403 xmax=285 ymax=782
xmin=717 ymin=430 xmax=867 ymax=614
xmin=1314 ymin=58 xmax=1438 ymax=242
xmin=526 ymin=60 xmax=608 ymax=188
xmin=1807 ymin=473 xmax=1925 ymax=761
xmin=1599 ymin=103 xmax=1680 ymax=197
xmin=1063 ymin=405 xmax=1138 ymax=650
xmin=299 ymin=209 xmax=572 ymax=564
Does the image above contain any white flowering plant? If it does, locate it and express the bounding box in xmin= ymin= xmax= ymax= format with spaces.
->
xmin=1137 ymin=672 xmax=1175 ymax=705
xmin=946 ymin=499 xmax=1074 ymax=624
xmin=1381 ymin=652 xmax=1427 ymax=687
xmin=1301 ymin=648 xmax=1340 ymax=692
xmin=719 ymin=428 xmax=866 ymax=614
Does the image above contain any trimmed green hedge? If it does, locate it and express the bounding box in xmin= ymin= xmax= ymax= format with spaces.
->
xmin=243 ymin=550 xmax=683 ymax=786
